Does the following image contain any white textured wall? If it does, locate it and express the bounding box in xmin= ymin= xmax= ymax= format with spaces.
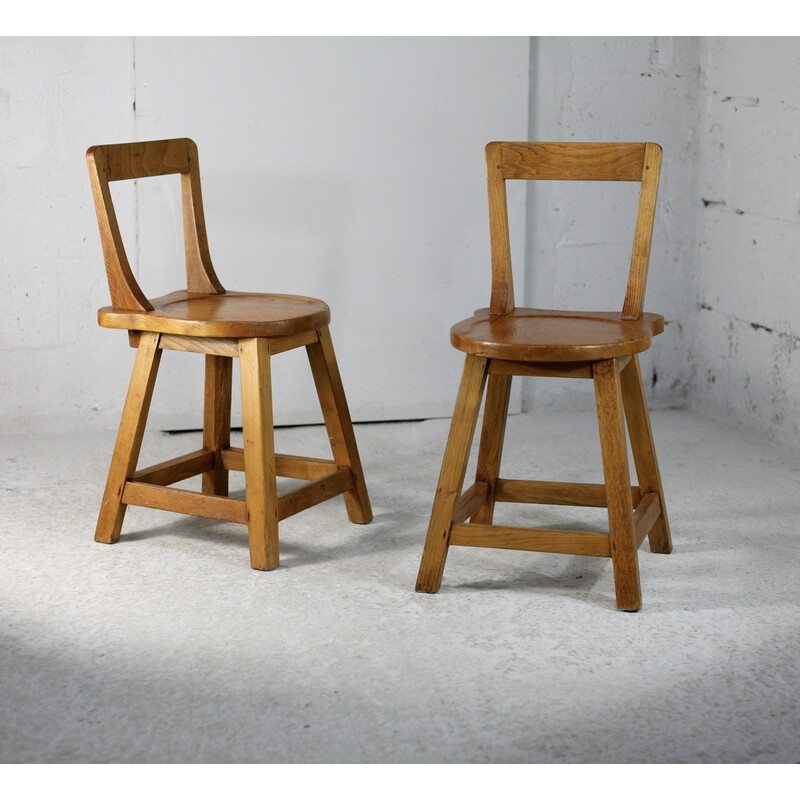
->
xmin=0 ymin=36 xmax=529 ymax=432
xmin=689 ymin=37 xmax=800 ymax=448
xmin=4 ymin=36 xmax=800 ymax=451
xmin=527 ymin=36 xmax=800 ymax=450
xmin=526 ymin=37 xmax=700 ymax=412
xmin=0 ymin=38 xmax=136 ymax=432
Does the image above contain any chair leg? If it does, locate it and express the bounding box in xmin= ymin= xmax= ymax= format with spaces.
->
xmin=470 ymin=372 xmax=512 ymax=525
xmin=416 ymin=354 xmax=488 ymax=593
xmin=202 ymin=354 xmax=232 ymax=496
xmin=620 ymin=355 xmax=672 ymax=554
xmin=306 ymin=326 xmax=372 ymax=524
xmin=593 ymin=358 xmax=641 ymax=611
xmin=95 ymin=331 xmax=162 ymax=544
xmin=238 ymin=337 xmax=280 ymax=571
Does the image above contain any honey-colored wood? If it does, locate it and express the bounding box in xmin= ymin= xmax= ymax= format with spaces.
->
xmin=95 ymin=331 xmax=162 ymax=543
xmin=494 ymin=479 xmax=643 ymax=509
xmin=486 ymin=359 xmax=595 ymax=379
xmin=100 ymin=291 xmax=330 ymax=339
xmin=452 ymin=481 xmax=489 ymax=525
xmin=620 ymin=355 xmax=672 ymax=553
xmin=633 ymin=492 xmax=662 ymax=550
xmin=452 ymin=309 xmax=663 ymax=362
xmin=622 ymin=142 xmax=662 ymax=320
xmin=86 ymin=147 xmax=153 ymax=311
xmin=593 ymin=358 xmax=641 ymax=611
xmin=416 ymin=141 xmax=671 ymax=609
xmin=128 ymin=331 xmax=238 ymax=357
xmin=470 ymin=374 xmax=512 ymax=524
xmin=486 ymin=142 xmax=515 ymax=314
xmin=134 ymin=449 xmax=214 ymax=486
xmin=122 ymin=482 xmax=249 ymax=524
xmin=306 ymin=327 xmax=372 ymax=524
xmin=238 ymin=337 xmax=280 ymax=570
xmin=202 ymin=355 xmax=232 ymax=496
xmin=450 ymin=523 xmax=611 ymax=558
xmin=87 ymin=138 xmax=224 ymax=307
xmin=128 ymin=330 xmax=318 ymax=357
xmin=180 ymin=141 xmax=225 ymax=296
xmin=495 ymin=141 xmax=647 ymax=182
xmin=120 ymin=471 xmax=356 ymax=526
xmin=416 ymin=354 xmax=488 ymax=593
xmin=88 ymin=138 xmax=371 ymax=570
xmin=221 ymin=448 xmax=337 ymax=481
xmin=483 ymin=141 xmax=661 ymax=325
xmin=277 ymin=469 xmax=355 ymax=521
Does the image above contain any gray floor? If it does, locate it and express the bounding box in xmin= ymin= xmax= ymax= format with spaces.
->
xmin=1 ymin=407 xmax=799 ymax=763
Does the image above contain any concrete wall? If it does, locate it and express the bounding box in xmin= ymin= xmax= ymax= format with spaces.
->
xmin=689 ymin=37 xmax=800 ymax=448
xmin=526 ymin=37 xmax=700 ymax=412
xmin=3 ymin=36 xmax=800 ymax=450
xmin=0 ymin=36 xmax=529 ymax=432
xmin=527 ymin=36 xmax=800 ymax=450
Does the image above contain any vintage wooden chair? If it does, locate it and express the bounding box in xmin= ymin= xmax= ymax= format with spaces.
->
xmin=415 ymin=142 xmax=672 ymax=610
xmin=87 ymin=138 xmax=372 ymax=570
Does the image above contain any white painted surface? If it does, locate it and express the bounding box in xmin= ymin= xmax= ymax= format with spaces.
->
xmin=0 ymin=36 xmax=529 ymax=431
xmin=3 ymin=36 xmax=800 ymax=452
xmin=526 ymin=37 xmax=700 ymax=413
xmin=689 ymin=37 xmax=800 ymax=447
xmin=527 ymin=37 xmax=800 ymax=450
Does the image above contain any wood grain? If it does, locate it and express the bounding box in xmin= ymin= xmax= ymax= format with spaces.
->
xmin=486 ymin=142 xmax=515 ymax=314
xmin=221 ymin=448 xmax=337 ymax=481
xmin=622 ymin=142 xmax=662 ymax=320
xmin=306 ymin=327 xmax=372 ymax=524
xmin=88 ymin=138 xmax=372 ymax=570
xmin=416 ymin=354 xmax=488 ymax=592
xmin=451 ymin=309 xmax=663 ymax=362
xmin=470 ymin=374 xmax=512 ymax=524
xmin=494 ymin=479 xmax=642 ymax=509
xmin=593 ymin=358 xmax=641 ymax=610
xmin=452 ymin=481 xmax=489 ymax=524
xmin=450 ymin=522 xmax=611 ymax=558
xmin=633 ymin=492 xmax=662 ymax=550
xmin=494 ymin=141 xmax=647 ymax=181
xmin=122 ymin=482 xmax=248 ymax=524
xmin=202 ymin=355 xmax=232 ymax=496
xmin=100 ymin=291 xmax=330 ymax=339
xmin=238 ymin=337 xmax=280 ymax=570
xmin=416 ymin=141 xmax=670 ymax=607
xmin=95 ymin=332 xmax=162 ymax=543
xmin=134 ymin=449 xmax=213 ymax=486
xmin=620 ymin=355 xmax=672 ymax=553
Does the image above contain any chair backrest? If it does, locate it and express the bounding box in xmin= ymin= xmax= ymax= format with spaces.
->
xmin=485 ymin=141 xmax=662 ymax=320
xmin=86 ymin=138 xmax=224 ymax=311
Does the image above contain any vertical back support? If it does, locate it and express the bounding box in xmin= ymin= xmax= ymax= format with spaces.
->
xmin=485 ymin=141 xmax=662 ymax=320
xmin=86 ymin=138 xmax=224 ymax=311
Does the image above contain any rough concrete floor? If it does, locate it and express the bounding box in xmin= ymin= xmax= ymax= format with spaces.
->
xmin=1 ymin=408 xmax=799 ymax=763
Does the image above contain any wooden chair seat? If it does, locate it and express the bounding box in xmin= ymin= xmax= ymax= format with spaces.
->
xmin=86 ymin=138 xmax=372 ymax=571
xmin=451 ymin=308 xmax=665 ymax=362
xmin=98 ymin=290 xmax=331 ymax=339
xmin=416 ymin=142 xmax=672 ymax=610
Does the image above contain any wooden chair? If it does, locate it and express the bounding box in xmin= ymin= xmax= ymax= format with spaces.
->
xmin=415 ymin=142 xmax=672 ymax=610
xmin=87 ymin=138 xmax=372 ymax=570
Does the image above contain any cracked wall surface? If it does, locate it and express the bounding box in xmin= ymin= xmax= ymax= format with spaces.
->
xmin=690 ymin=37 xmax=800 ymax=447
xmin=2 ymin=36 xmax=799 ymax=449
xmin=527 ymin=37 xmax=800 ymax=450
xmin=526 ymin=37 xmax=700 ymax=412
